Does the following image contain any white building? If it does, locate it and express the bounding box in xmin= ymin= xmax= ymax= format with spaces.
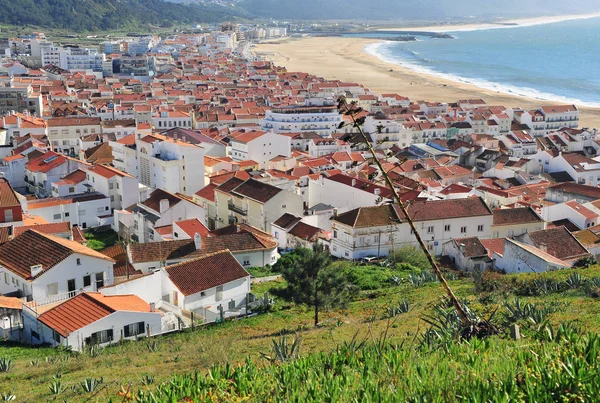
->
xmin=86 ymin=164 xmax=139 ymax=212
xmin=330 ymin=197 xmax=494 ymax=259
xmin=24 ymin=292 xmax=161 ymax=350
xmin=229 ymin=130 xmax=291 ymax=169
xmin=161 ymin=250 xmax=251 ymax=315
xmin=262 ymin=105 xmax=342 ymax=137
xmin=0 ymin=230 xmax=115 ymax=302
xmin=136 ymin=133 xmax=205 ymax=196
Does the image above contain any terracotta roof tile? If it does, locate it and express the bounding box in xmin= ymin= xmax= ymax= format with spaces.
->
xmin=165 ymin=250 xmax=249 ymax=296
xmin=0 ymin=230 xmax=114 ymax=280
xmin=492 ymin=207 xmax=543 ymax=226
xmin=38 ymin=292 xmax=150 ymax=337
xmin=0 ymin=179 xmax=20 ymax=208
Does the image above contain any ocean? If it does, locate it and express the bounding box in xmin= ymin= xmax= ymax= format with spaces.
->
xmin=363 ymin=17 xmax=600 ymax=107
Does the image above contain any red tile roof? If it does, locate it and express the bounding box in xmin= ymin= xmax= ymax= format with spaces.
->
xmin=0 ymin=230 xmax=114 ymax=280
xmin=38 ymin=292 xmax=150 ymax=337
xmin=13 ymin=222 xmax=71 ymax=237
xmin=165 ymin=250 xmax=249 ymax=296
xmin=0 ymin=179 xmax=20 ymax=208
xmin=174 ymin=218 xmax=210 ymax=238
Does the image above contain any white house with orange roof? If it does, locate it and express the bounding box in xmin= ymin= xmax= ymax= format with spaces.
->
xmin=23 ymin=292 xmax=162 ymax=350
xmin=0 ymin=229 xmax=115 ymax=302
xmin=541 ymin=200 xmax=599 ymax=231
xmin=25 ymin=151 xmax=84 ymax=197
xmin=229 ymin=130 xmax=290 ymax=169
xmin=86 ymin=164 xmax=139 ymax=212
xmin=109 ymin=134 xmax=138 ymax=178
xmin=50 ymin=169 xmax=87 ymax=197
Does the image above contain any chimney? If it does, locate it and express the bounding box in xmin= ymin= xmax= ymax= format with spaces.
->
xmin=30 ymin=264 xmax=43 ymax=277
xmin=159 ymin=199 xmax=169 ymax=214
xmin=149 ymin=302 xmax=155 ymax=312
xmin=194 ymin=232 xmax=202 ymax=250
xmin=351 ymin=179 xmax=357 ymax=187
xmin=236 ymin=224 xmax=241 ymax=233
xmin=374 ymin=188 xmax=381 ymax=196
xmin=459 ymin=243 xmax=465 ymax=253
xmin=539 ymin=242 xmax=547 ymax=253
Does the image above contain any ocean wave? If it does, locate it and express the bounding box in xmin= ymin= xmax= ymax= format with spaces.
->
xmin=364 ymin=41 xmax=600 ymax=108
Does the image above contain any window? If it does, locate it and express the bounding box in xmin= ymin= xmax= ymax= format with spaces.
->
xmin=4 ymin=273 xmax=8 ymax=284
xmin=477 ymin=225 xmax=484 ymax=232
xmin=95 ymin=272 xmax=104 ymax=289
xmin=345 ymin=251 xmax=349 ymax=257
xmin=76 ymin=258 xmax=81 ymax=266
xmin=64 ymin=212 xmax=70 ymax=217
xmin=53 ymin=330 xmax=61 ymax=343
xmin=200 ymin=291 xmax=206 ymax=297
xmin=474 ymin=263 xmax=482 ymax=271
xmin=333 ymin=230 xmax=338 ymax=239
xmin=460 ymin=226 xmax=467 ymax=234
xmin=444 ymin=225 xmax=451 ymax=232
xmin=374 ymin=234 xmax=379 ymax=243
xmin=427 ymin=226 xmax=434 ymax=234
xmin=88 ymin=329 xmax=113 ymax=345
xmin=4 ymin=209 xmax=13 ymax=222
xmin=53 ymin=213 xmax=61 ymax=220
xmin=124 ymin=321 xmax=145 ymax=338
xmin=83 ymin=275 xmax=91 ymax=287
xmin=216 ymin=285 xmax=223 ymax=301
xmin=332 ymin=246 xmax=337 ymax=252
xmin=31 ymin=330 xmax=40 ymax=340
xmin=243 ymin=256 xmax=250 ymax=266
xmin=109 ymin=182 xmax=114 ymax=190
xmin=282 ymin=205 xmax=287 ymax=208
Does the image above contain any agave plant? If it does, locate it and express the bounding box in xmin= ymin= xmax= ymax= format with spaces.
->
xmin=0 ymin=358 xmax=12 ymax=373
xmin=0 ymin=393 xmax=15 ymax=401
xmin=260 ymin=336 xmax=301 ymax=363
xmin=81 ymin=377 xmax=103 ymax=393
xmin=141 ymin=375 xmax=155 ymax=386
xmin=388 ymin=300 xmax=410 ymax=317
xmin=566 ymin=272 xmax=585 ymax=289
xmin=48 ymin=381 xmax=62 ymax=395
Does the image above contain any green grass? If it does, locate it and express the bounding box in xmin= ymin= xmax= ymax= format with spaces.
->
xmin=246 ymin=266 xmax=279 ymax=278
xmin=3 ymin=265 xmax=600 ymax=400
xmin=83 ymin=229 xmax=118 ymax=251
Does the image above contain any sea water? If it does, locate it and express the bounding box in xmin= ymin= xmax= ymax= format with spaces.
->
xmin=364 ymin=17 xmax=600 ymax=107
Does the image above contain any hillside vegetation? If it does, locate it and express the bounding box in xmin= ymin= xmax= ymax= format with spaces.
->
xmin=2 ymin=260 xmax=600 ymax=400
xmin=0 ymin=0 xmax=241 ymax=31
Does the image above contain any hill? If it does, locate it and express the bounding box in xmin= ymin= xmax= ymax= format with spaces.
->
xmin=0 ymin=0 xmax=242 ymax=31
xmin=235 ymin=0 xmax=600 ymax=21
xmin=2 ymin=260 xmax=600 ymax=400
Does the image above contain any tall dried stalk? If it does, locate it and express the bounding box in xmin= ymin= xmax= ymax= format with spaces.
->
xmin=337 ymin=96 xmax=473 ymax=329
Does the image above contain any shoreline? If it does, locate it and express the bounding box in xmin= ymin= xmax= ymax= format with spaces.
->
xmin=380 ymin=12 xmax=600 ymax=33
xmin=254 ymin=16 xmax=600 ymax=129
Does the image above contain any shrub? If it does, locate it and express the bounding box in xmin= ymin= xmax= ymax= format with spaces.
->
xmin=390 ymin=245 xmax=431 ymax=271
xmin=573 ymin=256 xmax=598 ymax=268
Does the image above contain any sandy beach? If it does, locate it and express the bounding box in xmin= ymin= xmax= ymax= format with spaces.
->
xmin=383 ymin=12 xmax=600 ymax=32
xmin=254 ymin=16 xmax=600 ymax=129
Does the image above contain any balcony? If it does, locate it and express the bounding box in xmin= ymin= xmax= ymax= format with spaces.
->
xmin=228 ymin=202 xmax=248 ymax=216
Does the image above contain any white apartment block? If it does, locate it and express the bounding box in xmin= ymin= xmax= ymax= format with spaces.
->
xmin=136 ymin=134 xmax=205 ymax=196
xmin=262 ymin=105 xmax=342 ymax=137
xmin=42 ymin=45 xmax=105 ymax=72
